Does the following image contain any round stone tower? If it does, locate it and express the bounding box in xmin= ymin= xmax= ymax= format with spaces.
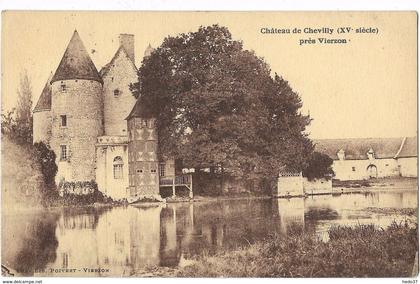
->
xmin=50 ymin=30 xmax=104 ymax=183
xmin=33 ymin=72 xmax=53 ymax=144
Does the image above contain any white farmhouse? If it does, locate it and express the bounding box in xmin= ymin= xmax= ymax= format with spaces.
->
xmin=314 ymin=137 xmax=417 ymax=181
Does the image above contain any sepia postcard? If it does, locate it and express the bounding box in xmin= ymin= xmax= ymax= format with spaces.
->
xmin=1 ymin=11 xmax=418 ymax=278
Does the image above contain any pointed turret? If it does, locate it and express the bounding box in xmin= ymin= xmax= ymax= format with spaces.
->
xmin=33 ymin=72 xmax=53 ymax=113
xmin=50 ymin=30 xmax=104 ymax=184
xmin=51 ymin=30 xmax=102 ymax=84
xmin=144 ymin=44 xmax=154 ymax=58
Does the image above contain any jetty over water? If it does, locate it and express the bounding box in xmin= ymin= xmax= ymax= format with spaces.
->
xmin=159 ymin=174 xmax=193 ymax=198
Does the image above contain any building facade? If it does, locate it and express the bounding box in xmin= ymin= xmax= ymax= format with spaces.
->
xmin=314 ymin=137 xmax=418 ymax=181
xmin=33 ymin=31 xmax=173 ymax=201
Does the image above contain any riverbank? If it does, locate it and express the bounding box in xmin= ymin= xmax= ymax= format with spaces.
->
xmin=333 ymin=177 xmax=417 ymax=189
xmin=135 ymin=221 xmax=418 ymax=277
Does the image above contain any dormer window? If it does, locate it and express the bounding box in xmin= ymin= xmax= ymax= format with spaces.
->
xmin=114 ymin=89 xmax=120 ymax=97
xmin=367 ymin=148 xmax=375 ymax=160
xmin=337 ymin=149 xmax=345 ymax=161
xmin=61 ymin=83 xmax=66 ymax=91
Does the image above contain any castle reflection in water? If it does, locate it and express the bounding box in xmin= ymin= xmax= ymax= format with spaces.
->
xmin=2 ymin=190 xmax=417 ymax=276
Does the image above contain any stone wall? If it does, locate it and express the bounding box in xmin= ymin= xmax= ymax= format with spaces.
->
xmin=276 ymin=174 xmax=332 ymax=196
xmin=50 ymin=79 xmax=104 ymax=183
xmin=33 ymin=110 xmax=52 ymax=144
xmin=275 ymin=173 xmax=304 ymax=197
xmin=398 ymin=157 xmax=417 ymax=177
xmin=332 ymin=158 xmax=400 ymax=180
xmin=95 ymin=138 xmax=129 ymax=200
xmin=102 ymin=49 xmax=137 ymax=136
xmin=303 ymin=178 xmax=332 ymax=195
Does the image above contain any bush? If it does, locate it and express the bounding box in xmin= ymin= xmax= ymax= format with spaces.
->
xmin=303 ymin=151 xmax=334 ymax=181
xmin=55 ymin=180 xmax=113 ymax=206
xmin=33 ymin=142 xmax=57 ymax=189
xmin=177 ymin=222 xmax=418 ymax=277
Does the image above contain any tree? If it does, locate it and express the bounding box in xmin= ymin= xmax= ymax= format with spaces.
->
xmin=16 ymin=70 xmax=33 ymax=144
xmin=1 ymin=107 xmax=16 ymax=135
xmin=131 ymin=25 xmax=313 ymax=186
xmin=2 ymin=70 xmax=33 ymax=144
xmin=33 ymin=142 xmax=58 ymax=190
xmin=302 ymin=151 xmax=334 ymax=181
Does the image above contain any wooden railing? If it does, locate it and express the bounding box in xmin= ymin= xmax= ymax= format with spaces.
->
xmin=159 ymin=174 xmax=193 ymax=197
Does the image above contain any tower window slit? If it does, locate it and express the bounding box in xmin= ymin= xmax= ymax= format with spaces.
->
xmin=60 ymin=115 xmax=67 ymax=127
xmin=60 ymin=145 xmax=68 ymax=161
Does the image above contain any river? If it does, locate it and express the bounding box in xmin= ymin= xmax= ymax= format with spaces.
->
xmin=2 ymin=189 xmax=417 ymax=276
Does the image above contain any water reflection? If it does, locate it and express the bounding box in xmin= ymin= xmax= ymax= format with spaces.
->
xmin=2 ymin=190 xmax=417 ymax=276
xmin=277 ymin=198 xmax=305 ymax=234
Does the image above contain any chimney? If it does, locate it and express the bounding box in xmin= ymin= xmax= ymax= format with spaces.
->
xmin=119 ymin=34 xmax=135 ymax=63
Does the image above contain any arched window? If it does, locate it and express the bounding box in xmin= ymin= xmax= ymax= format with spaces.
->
xmin=113 ymin=156 xmax=124 ymax=179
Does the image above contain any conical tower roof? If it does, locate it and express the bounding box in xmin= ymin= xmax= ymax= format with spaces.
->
xmin=33 ymin=72 xmax=53 ymax=112
xmin=51 ymin=30 xmax=102 ymax=84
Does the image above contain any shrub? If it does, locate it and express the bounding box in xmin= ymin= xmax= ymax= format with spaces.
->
xmin=56 ymin=180 xmax=113 ymax=206
xmin=177 ymin=222 xmax=418 ymax=277
xmin=33 ymin=142 xmax=57 ymax=189
xmin=303 ymin=151 xmax=334 ymax=181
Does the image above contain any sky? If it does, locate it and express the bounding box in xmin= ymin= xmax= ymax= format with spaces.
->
xmin=2 ymin=11 xmax=417 ymax=139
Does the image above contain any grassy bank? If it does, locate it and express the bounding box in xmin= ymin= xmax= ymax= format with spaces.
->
xmin=333 ymin=177 xmax=418 ymax=189
xmin=141 ymin=222 xmax=418 ymax=277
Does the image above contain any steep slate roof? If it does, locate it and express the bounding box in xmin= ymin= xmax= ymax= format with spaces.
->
xmin=51 ymin=30 xmax=102 ymax=84
xmin=396 ymin=136 xmax=418 ymax=158
xmin=126 ymin=98 xmax=155 ymax=120
xmin=99 ymin=45 xmax=137 ymax=78
xmin=314 ymin=137 xmax=404 ymax=160
xmin=33 ymin=72 xmax=53 ymax=112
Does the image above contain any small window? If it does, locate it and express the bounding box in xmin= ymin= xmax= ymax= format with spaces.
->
xmin=60 ymin=145 xmax=67 ymax=161
xmin=61 ymin=83 xmax=66 ymax=91
xmin=151 ymin=169 xmax=157 ymax=173
xmin=352 ymin=166 xmax=356 ymax=172
xmin=114 ymin=89 xmax=120 ymax=97
xmin=159 ymin=163 xmax=166 ymax=177
xmin=385 ymin=164 xmax=389 ymax=167
xmin=143 ymin=119 xmax=148 ymax=127
xmin=113 ymin=156 xmax=123 ymax=179
xmin=60 ymin=115 xmax=67 ymax=127
xmin=137 ymin=169 xmax=143 ymax=174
